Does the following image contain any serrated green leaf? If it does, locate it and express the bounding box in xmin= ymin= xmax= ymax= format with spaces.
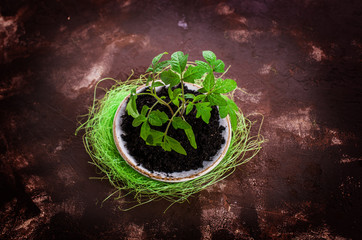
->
xmin=185 ymin=128 xmax=197 ymax=149
xmin=207 ymin=93 xmax=227 ymax=106
xmin=203 ymin=72 xmax=215 ymax=92
xmin=214 ymin=79 xmax=237 ymax=93
xmin=140 ymin=121 xmax=150 ymax=141
xmin=173 ymin=88 xmax=182 ymax=99
xmin=219 ymin=105 xmax=228 ymax=118
xmin=165 ymin=135 xmax=186 ymax=155
xmin=172 ymin=117 xmax=191 ymax=130
xmin=132 ymin=115 xmax=146 ymax=127
xmin=126 ymin=94 xmax=139 ymax=118
xmin=151 ymin=81 xmax=165 ymax=88
xmin=148 ymin=111 xmax=163 ymax=126
xmin=168 ymin=88 xmax=181 ymax=107
xmin=214 ymin=59 xmax=225 ymax=73
xmin=172 ymin=98 xmax=179 ymax=107
xmin=219 ymin=98 xmax=238 ymax=115
xmin=184 ymin=93 xmax=195 ymax=99
xmin=154 ymin=60 xmax=170 ymax=72
xmin=168 ymin=86 xmax=173 ymax=100
xmin=161 ymin=141 xmax=172 ymax=152
xmin=195 ymin=60 xmax=212 ymax=73
xmin=170 ymin=51 xmax=188 ymax=74
xmin=193 ymin=94 xmax=206 ymax=102
xmin=219 ymin=98 xmax=239 ymax=131
xmin=147 ymin=110 xmax=169 ymax=126
xmin=195 ymin=102 xmax=212 ymax=124
xmin=146 ymin=75 xmax=152 ymax=84
xmin=220 ymin=94 xmax=229 ymax=100
xmin=198 ymin=88 xmax=207 ymax=93
xmin=214 ymin=78 xmax=223 ymax=89
xmin=229 ymin=108 xmax=237 ymax=132
xmin=141 ymin=105 xmax=150 ymax=116
xmin=186 ymin=102 xmax=194 ymax=115
xmin=160 ymin=70 xmax=180 ymax=87
xmin=183 ymin=65 xmax=206 ymax=83
xmin=152 ymin=52 xmax=168 ymax=66
xmin=228 ymin=99 xmax=239 ymax=111
xmin=203 ymin=50 xmax=217 ymax=66
xmin=221 ymin=97 xmax=239 ymax=111
xmin=153 ymin=110 xmax=169 ymax=124
xmin=146 ymin=129 xmax=164 ymax=145
xmin=130 ymin=86 xmax=137 ymax=95
xmin=146 ymin=66 xmax=153 ymax=73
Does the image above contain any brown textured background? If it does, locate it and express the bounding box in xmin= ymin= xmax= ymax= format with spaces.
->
xmin=1 ymin=0 xmax=361 ymax=239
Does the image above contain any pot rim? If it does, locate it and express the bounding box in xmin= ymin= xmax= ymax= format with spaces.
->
xmin=113 ymin=82 xmax=232 ymax=182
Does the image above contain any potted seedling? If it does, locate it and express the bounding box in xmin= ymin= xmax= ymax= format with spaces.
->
xmin=113 ymin=50 xmax=239 ymax=182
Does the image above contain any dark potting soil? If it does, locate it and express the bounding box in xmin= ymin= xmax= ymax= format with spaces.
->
xmin=120 ymin=85 xmax=226 ymax=173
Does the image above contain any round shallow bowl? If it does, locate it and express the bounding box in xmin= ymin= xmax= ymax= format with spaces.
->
xmin=113 ymin=82 xmax=232 ymax=182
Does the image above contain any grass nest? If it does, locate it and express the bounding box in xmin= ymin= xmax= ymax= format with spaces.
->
xmin=76 ymin=72 xmax=264 ymax=211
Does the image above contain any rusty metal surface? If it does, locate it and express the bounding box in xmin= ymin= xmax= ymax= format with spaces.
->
xmin=1 ymin=0 xmax=361 ymax=239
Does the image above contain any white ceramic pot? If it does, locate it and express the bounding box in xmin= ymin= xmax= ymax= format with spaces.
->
xmin=113 ymin=83 xmax=232 ymax=182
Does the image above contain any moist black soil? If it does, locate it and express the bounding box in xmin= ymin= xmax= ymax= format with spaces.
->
xmin=120 ymin=85 xmax=226 ymax=173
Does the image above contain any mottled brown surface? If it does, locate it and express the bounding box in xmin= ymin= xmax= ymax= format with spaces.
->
xmin=1 ymin=0 xmax=361 ymax=239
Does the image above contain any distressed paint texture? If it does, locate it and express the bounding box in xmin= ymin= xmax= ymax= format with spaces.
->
xmin=1 ymin=0 xmax=361 ymax=239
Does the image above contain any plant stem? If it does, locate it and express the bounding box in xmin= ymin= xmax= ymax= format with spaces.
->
xmin=150 ymin=72 xmax=155 ymax=95
xmin=137 ymin=93 xmax=174 ymax=116
xmin=219 ymin=65 xmax=231 ymax=79
xmin=163 ymin=106 xmax=182 ymax=137
xmin=146 ymin=101 xmax=159 ymax=118
xmin=179 ymin=70 xmax=187 ymax=116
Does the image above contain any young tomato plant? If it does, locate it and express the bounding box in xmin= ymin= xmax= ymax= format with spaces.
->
xmin=126 ymin=50 xmax=238 ymax=155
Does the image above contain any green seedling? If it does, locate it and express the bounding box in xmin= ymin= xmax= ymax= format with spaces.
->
xmin=126 ymin=50 xmax=238 ymax=155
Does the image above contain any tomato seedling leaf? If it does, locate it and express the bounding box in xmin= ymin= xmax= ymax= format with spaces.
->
xmin=170 ymin=51 xmax=188 ymax=74
xmin=186 ymin=102 xmax=194 ymax=115
xmin=149 ymin=111 xmax=164 ymax=126
xmin=154 ymin=60 xmax=170 ymax=72
xmin=146 ymin=129 xmax=164 ymax=145
xmin=202 ymin=50 xmax=217 ymax=66
xmin=160 ymin=70 xmax=180 ymax=87
xmin=165 ymin=135 xmax=186 ymax=155
xmin=214 ymin=79 xmax=237 ymax=93
xmin=203 ymin=72 xmax=215 ymax=92
xmin=132 ymin=115 xmax=146 ymax=127
xmin=195 ymin=102 xmax=212 ymax=124
xmin=183 ymin=65 xmax=206 ymax=83
xmin=140 ymin=121 xmax=151 ymax=141
xmin=195 ymin=60 xmax=212 ymax=73
xmin=207 ymin=93 xmax=227 ymax=106
xmin=185 ymin=128 xmax=197 ymax=149
xmin=141 ymin=105 xmax=150 ymax=116
xmin=214 ymin=59 xmax=225 ymax=73
xmin=152 ymin=52 xmax=168 ymax=66
xmin=126 ymin=93 xmax=139 ymax=118
xmin=172 ymin=117 xmax=191 ymax=130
